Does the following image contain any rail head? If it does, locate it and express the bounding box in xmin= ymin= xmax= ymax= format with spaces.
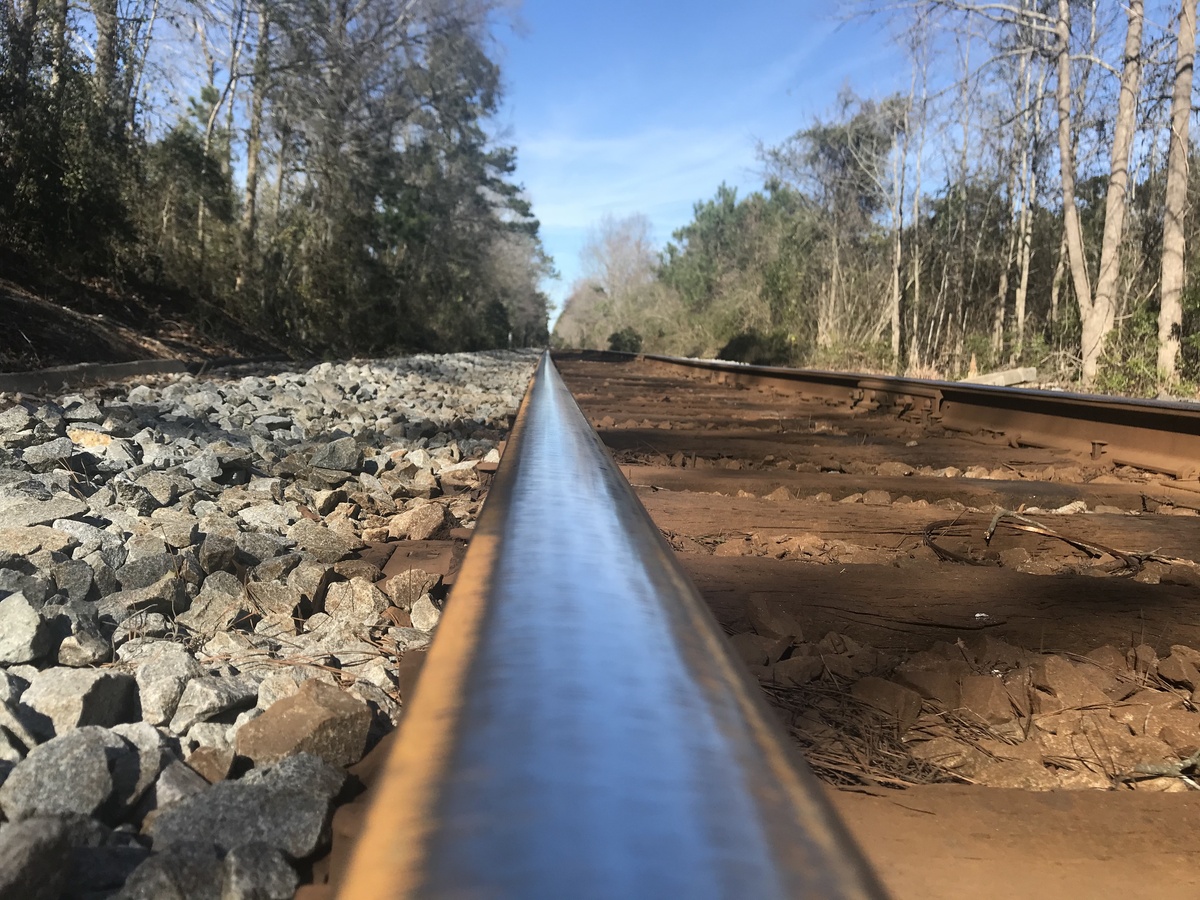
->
xmin=337 ymin=352 xmax=886 ymax=899
xmin=585 ymin=350 xmax=1200 ymax=478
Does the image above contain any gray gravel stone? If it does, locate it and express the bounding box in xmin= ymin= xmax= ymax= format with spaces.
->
xmin=0 ymin=699 xmax=41 ymax=754
xmin=0 ymin=592 xmax=53 ymax=664
xmin=117 ymin=842 xmax=224 ymax=900
xmin=237 ymin=503 xmax=296 ymax=532
xmin=136 ymin=471 xmax=184 ymax=506
xmin=310 ymin=436 xmax=361 ymax=472
xmin=124 ymin=532 xmax=168 ymax=562
xmin=245 ymin=581 xmax=301 ymax=619
xmin=0 ymin=406 xmax=34 ymax=434
xmin=112 ymin=481 xmax=162 ymax=516
xmin=117 ymin=552 xmax=177 ymax=591
xmin=175 ymin=571 xmax=247 ymax=637
xmin=43 ymin=596 xmax=108 ymax=660
xmin=0 ymin=727 xmax=133 ymax=822
xmin=0 ymin=815 xmax=71 ymax=900
xmin=220 ymin=842 xmax=298 ymax=900
xmin=185 ymin=722 xmax=233 ymax=756
xmin=21 ymin=438 xmax=76 ymax=471
xmin=383 ymin=568 xmax=440 ymax=609
xmin=286 ymin=560 xmax=333 ymax=610
xmin=5 ymin=495 xmax=88 ymax=528
xmin=70 ymin=842 xmax=152 ymax=897
xmin=387 ymin=501 xmax=446 ymax=540
xmin=389 ymin=627 xmax=432 ymax=651
xmin=234 ymin=531 xmax=287 ymax=565
xmin=51 ymin=558 xmax=94 ymax=602
xmin=253 ymin=668 xmax=336 ymax=712
xmin=197 ymin=534 xmax=237 ymax=575
xmin=53 ymin=518 xmax=122 ymax=564
xmin=98 ymin=574 xmax=188 ymax=624
xmin=112 ymin=610 xmax=173 ymax=645
xmin=56 ymin=627 xmax=112 ymax=668
xmin=136 ymin=643 xmax=206 ymax=726
xmin=142 ymin=759 xmax=209 ymax=815
xmin=0 ymin=671 xmax=25 ymax=707
xmin=0 ymin=524 xmax=75 ymax=556
xmin=110 ymin=722 xmax=173 ymax=816
xmin=0 ymin=729 xmax=25 ymax=770
xmin=410 ymin=595 xmax=442 ymax=633
xmin=146 ymin=753 xmax=346 ymax=858
xmin=152 ymin=516 xmax=200 ymax=551
xmin=249 ymin=553 xmax=301 ymax=584
xmin=64 ymin=398 xmax=104 ymax=422
xmin=169 ymin=676 xmax=259 ymax=734
xmin=184 ymin=450 xmax=223 ymax=481
xmin=88 ymin=555 xmax=121 ymax=596
xmin=19 ymin=668 xmax=138 ymax=740
xmin=0 ymin=569 xmax=55 ymax=606
xmin=311 ymin=489 xmax=346 ymax=516
xmin=287 ymin=519 xmax=359 ymax=563
xmin=323 ymin=577 xmax=389 ymax=628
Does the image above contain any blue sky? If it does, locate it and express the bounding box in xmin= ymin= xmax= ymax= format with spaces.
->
xmin=493 ymin=1 xmax=908 ymax=319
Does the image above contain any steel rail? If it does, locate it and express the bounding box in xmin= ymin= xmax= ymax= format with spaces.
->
xmin=337 ymin=352 xmax=887 ymax=899
xmin=608 ymin=351 xmax=1200 ymax=479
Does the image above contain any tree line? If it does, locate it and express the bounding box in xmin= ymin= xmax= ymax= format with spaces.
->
xmin=555 ymin=0 xmax=1200 ymax=395
xmin=1 ymin=0 xmax=551 ymax=356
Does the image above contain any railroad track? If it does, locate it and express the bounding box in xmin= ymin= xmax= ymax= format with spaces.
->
xmin=328 ymin=351 xmax=1200 ymax=899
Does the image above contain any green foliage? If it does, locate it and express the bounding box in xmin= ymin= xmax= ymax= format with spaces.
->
xmin=1092 ymin=304 xmax=1162 ymax=397
xmin=769 ymin=90 xmax=906 ymax=231
xmin=718 ymin=330 xmax=800 ymax=366
xmin=1180 ymin=260 xmax=1200 ymax=383
xmin=608 ymin=327 xmax=642 ymax=353
xmin=0 ymin=0 xmax=550 ymax=358
xmin=0 ymin=25 xmax=134 ymax=270
xmin=808 ymin=342 xmax=895 ymax=374
xmin=657 ymin=182 xmax=821 ymax=355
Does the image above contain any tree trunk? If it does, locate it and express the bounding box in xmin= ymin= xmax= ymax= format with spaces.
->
xmin=1159 ymin=0 xmax=1197 ymax=386
xmin=995 ymin=46 xmax=1032 ymax=361
xmin=7 ymin=0 xmax=41 ymax=87
xmin=994 ymin=167 xmax=1017 ymax=359
xmin=126 ymin=0 xmax=162 ymax=130
xmin=238 ymin=9 xmax=271 ymax=291
xmin=1050 ymin=229 xmax=1067 ymax=326
xmin=1013 ymin=167 xmax=1035 ymax=359
xmin=890 ymin=227 xmax=902 ymax=361
xmin=1085 ymin=0 xmax=1143 ymax=384
xmin=1055 ymin=0 xmax=1093 ymax=334
xmin=908 ymin=78 xmax=926 ymax=372
xmin=196 ymin=2 xmax=248 ymax=273
xmin=274 ymin=125 xmax=289 ymax=223
xmin=48 ymin=0 xmax=68 ymax=89
xmin=90 ymin=0 xmax=119 ymax=124
xmin=818 ymin=234 xmax=838 ymax=350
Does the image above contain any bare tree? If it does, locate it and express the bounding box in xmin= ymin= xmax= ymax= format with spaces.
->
xmin=1053 ymin=0 xmax=1144 ymax=384
xmin=90 ymin=0 xmax=120 ymax=122
xmin=238 ymin=1 xmax=270 ymax=290
xmin=193 ymin=0 xmax=249 ymax=263
xmin=581 ymin=213 xmax=658 ymax=304
xmin=1158 ymin=0 xmax=1197 ymax=386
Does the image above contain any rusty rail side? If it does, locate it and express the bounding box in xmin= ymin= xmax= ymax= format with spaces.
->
xmin=336 ymin=352 xmax=886 ymax=899
xmin=599 ymin=351 xmax=1200 ymax=479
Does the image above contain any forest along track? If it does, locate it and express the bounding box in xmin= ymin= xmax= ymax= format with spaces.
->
xmin=553 ymin=351 xmax=1200 ymax=900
